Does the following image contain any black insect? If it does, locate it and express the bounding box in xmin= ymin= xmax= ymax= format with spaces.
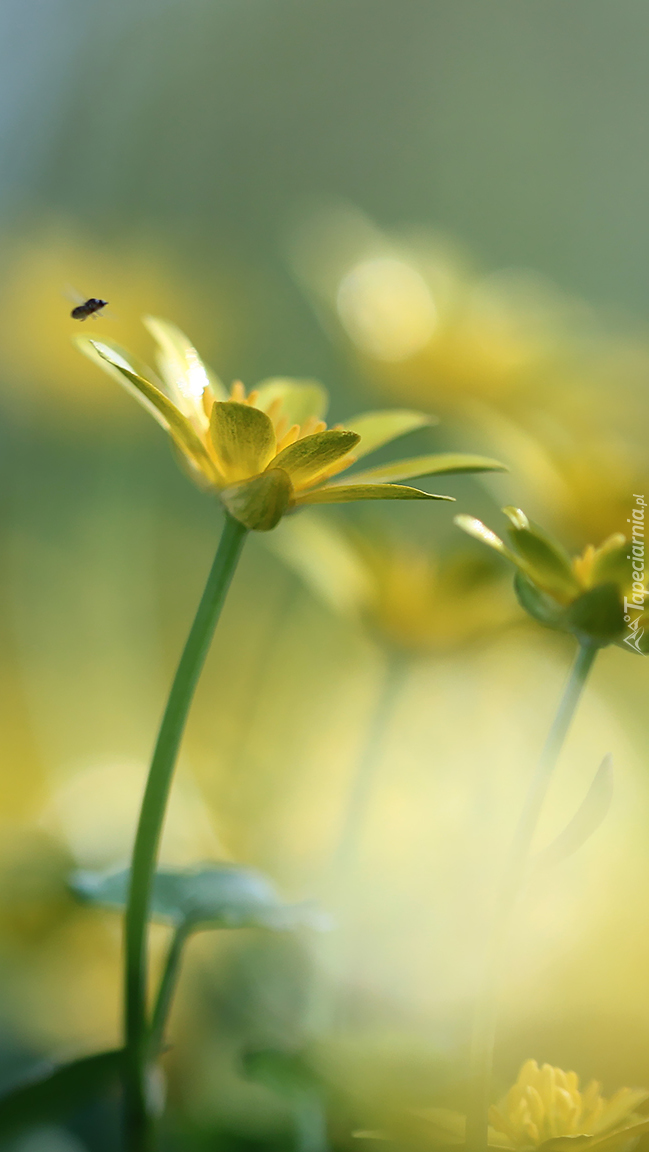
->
xmin=70 ymin=297 xmax=108 ymax=321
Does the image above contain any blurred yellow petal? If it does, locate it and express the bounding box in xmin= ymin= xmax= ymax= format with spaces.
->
xmin=143 ymin=315 xmax=227 ymax=422
xmin=267 ymin=515 xmax=373 ymax=615
xmin=588 ymin=536 xmax=630 ymax=591
xmin=345 ymin=409 xmax=437 ymax=459
xmin=272 ymin=429 xmax=360 ymax=488
xmin=210 ymin=401 xmax=277 ymax=482
xmin=295 ymin=483 xmax=452 ymax=505
xmin=340 ymin=452 xmax=507 ymax=486
xmin=77 ymin=337 xmax=220 ymax=483
xmin=220 ymin=468 xmax=292 ymax=531
xmin=254 ymin=378 xmax=328 ymax=426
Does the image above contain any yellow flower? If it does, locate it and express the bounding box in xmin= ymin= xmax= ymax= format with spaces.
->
xmin=411 ymin=1061 xmax=649 ymax=1152
xmin=77 ymin=317 xmax=505 ymax=531
xmin=269 ymin=513 xmax=514 ymax=655
xmin=486 ymin=1060 xmax=649 ymax=1151
xmin=455 ymin=506 xmax=645 ymax=650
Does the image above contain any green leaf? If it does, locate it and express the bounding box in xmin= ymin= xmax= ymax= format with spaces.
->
xmin=565 ymin=583 xmax=625 ymax=646
xmin=534 ymin=754 xmax=614 ymax=869
xmin=254 ymin=379 xmax=329 ymax=427
xmin=71 ymin=863 xmax=327 ymax=932
xmin=211 ymin=401 xmax=277 ymax=482
xmin=344 ymin=409 xmax=437 ymax=459
xmin=78 ymin=338 xmax=220 ymax=483
xmin=272 ymin=430 xmax=360 ymax=488
xmin=513 ymin=571 xmax=566 ymax=629
xmin=296 ymin=483 xmax=453 ymax=505
xmin=0 ymin=1050 xmax=122 ymax=1138
xmin=340 ymin=453 xmax=507 ymax=486
xmin=221 ymin=468 xmax=292 ymax=531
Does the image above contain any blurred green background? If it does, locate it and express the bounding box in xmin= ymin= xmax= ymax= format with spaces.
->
xmin=2 ymin=2 xmax=649 ymax=1149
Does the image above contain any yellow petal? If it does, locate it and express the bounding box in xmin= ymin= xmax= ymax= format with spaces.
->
xmin=210 ymin=401 xmax=277 ymax=482
xmin=254 ymin=378 xmax=328 ymax=426
xmin=294 ymin=483 xmax=453 ymax=505
xmin=337 ymin=453 xmax=507 ymax=486
xmin=220 ymin=468 xmax=292 ymax=531
xmin=272 ymin=429 xmax=359 ymax=489
xmin=143 ymin=316 xmax=227 ymax=424
xmin=344 ymin=409 xmax=437 ymax=459
xmin=77 ymin=337 xmax=221 ymax=484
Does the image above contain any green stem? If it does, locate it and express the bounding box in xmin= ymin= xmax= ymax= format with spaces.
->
xmin=123 ymin=513 xmax=248 ymax=1152
xmin=465 ymin=641 xmax=598 ymax=1152
xmin=148 ymin=924 xmax=190 ymax=1057
xmin=330 ymin=652 xmax=409 ymax=886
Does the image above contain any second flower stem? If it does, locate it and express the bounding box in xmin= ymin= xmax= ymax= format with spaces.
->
xmin=123 ymin=513 xmax=248 ymax=1152
xmin=465 ymin=640 xmax=598 ymax=1152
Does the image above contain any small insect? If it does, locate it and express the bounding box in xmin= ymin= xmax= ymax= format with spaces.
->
xmin=70 ymin=297 xmax=109 ymax=321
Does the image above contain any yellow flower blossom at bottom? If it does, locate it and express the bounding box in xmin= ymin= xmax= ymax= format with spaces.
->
xmin=404 ymin=1062 xmax=649 ymax=1152
xmin=488 ymin=1061 xmax=649 ymax=1150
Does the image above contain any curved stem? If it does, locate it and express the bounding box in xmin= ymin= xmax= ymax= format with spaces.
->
xmin=466 ymin=641 xmax=598 ymax=1152
xmin=330 ymin=652 xmax=409 ymax=886
xmin=148 ymin=924 xmax=190 ymax=1057
xmin=123 ymin=513 xmax=248 ymax=1152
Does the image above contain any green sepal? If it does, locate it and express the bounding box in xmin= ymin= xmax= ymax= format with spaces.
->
xmin=221 ymin=468 xmax=292 ymax=531
xmin=71 ymin=863 xmax=326 ymax=933
xmin=513 ymin=571 xmax=567 ymax=630
xmin=0 ymin=1050 xmax=122 ymax=1139
xmin=564 ymin=583 xmax=625 ymax=647
xmin=505 ymin=517 xmax=580 ymax=602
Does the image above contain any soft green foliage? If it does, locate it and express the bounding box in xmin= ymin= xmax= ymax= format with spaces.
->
xmin=71 ymin=862 xmax=327 ymax=933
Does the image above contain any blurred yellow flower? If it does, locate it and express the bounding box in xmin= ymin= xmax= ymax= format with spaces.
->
xmin=289 ymin=205 xmax=649 ymax=545
xmin=413 ymin=1061 xmax=649 ymax=1152
xmin=487 ymin=1060 xmax=649 ymax=1150
xmin=270 ymin=512 xmax=514 ymax=655
xmin=78 ymin=317 xmax=505 ymax=530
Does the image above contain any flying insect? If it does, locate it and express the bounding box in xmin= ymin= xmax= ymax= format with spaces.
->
xmin=70 ymin=297 xmax=108 ymax=321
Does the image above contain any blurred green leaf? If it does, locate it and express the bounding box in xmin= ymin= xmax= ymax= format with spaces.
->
xmin=71 ymin=863 xmax=327 ymax=933
xmin=0 ymin=1049 xmax=122 ymax=1138
xmin=534 ymin=754 xmax=614 ymax=869
xmin=243 ymin=1049 xmax=329 ymax=1152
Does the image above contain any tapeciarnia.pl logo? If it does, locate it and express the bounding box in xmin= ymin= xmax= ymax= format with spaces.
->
xmin=623 ymin=493 xmax=647 ymax=654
